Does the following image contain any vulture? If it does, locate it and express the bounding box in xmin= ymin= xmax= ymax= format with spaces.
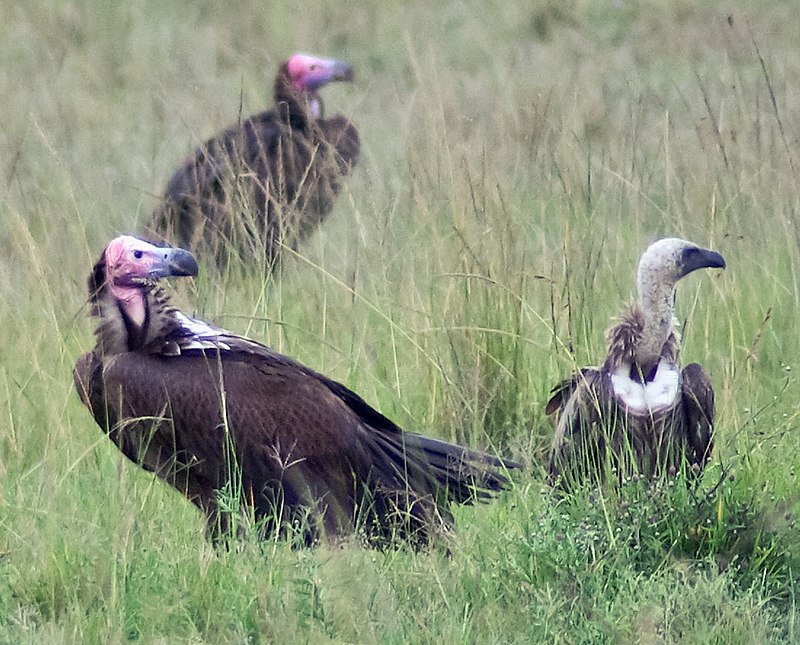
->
xmin=74 ymin=236 xmax=519 ymax=547
xmin=546 ymin=238 xmax=725 ymax=487
xmin=149 ymin=53 xmax=360 ymax=269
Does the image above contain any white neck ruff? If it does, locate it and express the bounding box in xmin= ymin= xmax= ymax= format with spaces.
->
xmin=610 ymin=360 xmax=680 ymax=416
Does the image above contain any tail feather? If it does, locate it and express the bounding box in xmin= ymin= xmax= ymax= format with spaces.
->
xmin=365 ymin=426 xmax=520 ymax=506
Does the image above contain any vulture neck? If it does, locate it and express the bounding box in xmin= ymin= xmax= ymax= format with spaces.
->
xmin=633 ymin=271 xmax=678 ymax=375
xmin=274 ymin=71 xmax=318 ymax=128
xmin=94 ymin=282 xmax=175 ymax=355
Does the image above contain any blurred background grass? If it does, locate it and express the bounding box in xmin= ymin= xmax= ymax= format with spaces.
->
xmin=0 ymin=0 xmax=799 ymax=642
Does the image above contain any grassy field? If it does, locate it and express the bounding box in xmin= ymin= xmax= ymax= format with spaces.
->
xmin=1 ymin=0 xmax=799 ymax=642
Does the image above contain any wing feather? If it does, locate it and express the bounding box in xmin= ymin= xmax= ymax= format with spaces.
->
xmin=547 ymin=368 xmax=613 ymax=484
xmin=150 ymin=106 xmax=359 ymax=268
xmin=680 ymin=362 xmax=715 ymax=469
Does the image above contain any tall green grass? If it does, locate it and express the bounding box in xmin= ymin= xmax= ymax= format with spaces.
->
xmin=1 ymin=0 xmax=799 ymax=642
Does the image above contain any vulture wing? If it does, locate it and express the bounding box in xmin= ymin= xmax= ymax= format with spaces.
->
xmin=546 ymin=368 xmax=618 ymax=484
xmin=318 ymin=115 xmax=360 ymax=171
xmin=680 ymin=362 xmax=715 ymax=470
xmin=544 ymin=366 xmax=601 ymax=416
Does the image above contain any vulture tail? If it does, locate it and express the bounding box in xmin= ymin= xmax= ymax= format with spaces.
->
xmin=322 ymin=373 xmax=520 ymax=500
xmin=365 ymin=424 xmax=520 ymax=506
xmin=355 ymin=428 xmax=519 ymax=549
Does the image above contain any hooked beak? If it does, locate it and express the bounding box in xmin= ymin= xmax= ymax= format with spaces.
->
xmin=678 ymin=246 xmax=726 ymax=278
xmin=328 ymin=59 xmax=354 ymax=83
xmin=149 ymin=247 xmax=199 ymax=279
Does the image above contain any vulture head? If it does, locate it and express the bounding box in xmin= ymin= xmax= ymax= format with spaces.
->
xmin=633 ymin=237 xmax=725 ymax=371
xmin=277 ymin=53 xmax=354 ymax=119
xmin=637 ymin=238 xmax=726 ymax=299
xmin=89 ymin=235 xmax=198 ymax=328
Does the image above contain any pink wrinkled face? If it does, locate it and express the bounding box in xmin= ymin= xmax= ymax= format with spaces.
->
xmin=103 ymin=236 xmax=158 ymax=327
xmin=104 ymin=236 xmax=164 ymax=287
xmin=101 ymin=235 xmax=197 ymax=328
xmin=287 ymin=54 xmax=317 ymax=89
xmin=285 ymin=53 xmax=353 ymax=92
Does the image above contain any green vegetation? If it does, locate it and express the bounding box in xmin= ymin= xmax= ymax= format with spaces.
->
xmin=1 ymin=0 xmax=799 ymax=642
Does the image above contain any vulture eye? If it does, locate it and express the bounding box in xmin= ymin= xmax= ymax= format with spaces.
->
xmin=309 ymin=64 xmax=318 ymax=71
xmin=133 ymin=250 xmax=143 ymax=259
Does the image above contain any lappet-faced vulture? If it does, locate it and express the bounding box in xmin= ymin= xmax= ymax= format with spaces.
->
xmin=546 ymin=238 xmax=725 ymax=487
xmin=74 ymin=236 xmax=518 ymax=547
xmin=149 ymin=53 xmax=360 ymax=269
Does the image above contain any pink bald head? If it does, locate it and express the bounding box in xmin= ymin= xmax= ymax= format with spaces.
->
xmin=96 ymin=236 xmax=199 ymax=329
xmin=285 ymin=53 xmax=354 ymax=92
xmin=103 ymin=235 xmax=198 ymax=289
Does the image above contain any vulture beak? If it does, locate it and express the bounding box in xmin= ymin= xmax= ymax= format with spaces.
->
xmin=149 ymin=247 xmax=199 ymax=279
xmin=325 ymin=58 xmax=355 ymax=83
xmin=678 ymin=246 xmax=726 ymax=279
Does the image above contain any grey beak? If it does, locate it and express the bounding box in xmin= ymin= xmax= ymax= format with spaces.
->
xmin=679 ymin=247 xmax=726 ymax=278
xmin=150 ymin=247 xmax=199 ymax=279
xmin=331 ymin=60 xmax=354 ymax=83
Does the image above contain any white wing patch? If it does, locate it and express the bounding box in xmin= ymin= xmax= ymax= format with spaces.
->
xmin=611 ymin=361 xmax=680 ymax=415
xmin=174 ymin=311 xmax=231 ymax=351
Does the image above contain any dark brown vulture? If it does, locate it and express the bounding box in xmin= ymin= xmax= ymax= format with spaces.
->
xmin=149 ymin=53 xmax=360 ymax=269
xmin=546 ymin=238 xmax=725 ymax=487
xmin=74 ymin=236 xmax=519 ymax=547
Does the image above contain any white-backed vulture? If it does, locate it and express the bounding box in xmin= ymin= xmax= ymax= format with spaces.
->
xmin=149 ymin=53 xmax=360 ymax=269
xmin=547 ymin=238 xmax=725 ymax=486
xmin=74 ymin=236 xmax=519 ymax=548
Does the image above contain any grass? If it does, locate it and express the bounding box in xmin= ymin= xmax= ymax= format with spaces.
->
xmin=1 ymin=0 xmax=799 ymax=642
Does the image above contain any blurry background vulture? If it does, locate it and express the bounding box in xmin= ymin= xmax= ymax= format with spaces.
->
xmin=73 ymin=236 xmax=518 ymax=547
xmin=149 ymin=53 xmax=360 ymax=270
xmin=546 ymin=238 xmax=725 ymax=487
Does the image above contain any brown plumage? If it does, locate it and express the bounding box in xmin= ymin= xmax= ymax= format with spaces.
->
xmin=547 ymin=238 xmax=725 ymax=487
xmin=74 ymin=236 xmax=519 ymax=547
xmin=149 ymin=53 xmax=360 ymax=269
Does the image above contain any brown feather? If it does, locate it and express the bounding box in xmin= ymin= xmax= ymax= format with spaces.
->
xmin=680 ymin=363 xmax=715 ymax=469
xmin=604 ymin=308 xmax=644 ymax=371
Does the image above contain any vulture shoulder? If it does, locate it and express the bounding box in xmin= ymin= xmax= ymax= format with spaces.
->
xmin=73 ymin=349 xmax=221 ymax=509
xmin=544 ymin=366 xmax=601 ymax=417
xmin=73 ymin=351 xmax=105 ymax=425
xmin=96 ymin=350 xmax=369 ymax=465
